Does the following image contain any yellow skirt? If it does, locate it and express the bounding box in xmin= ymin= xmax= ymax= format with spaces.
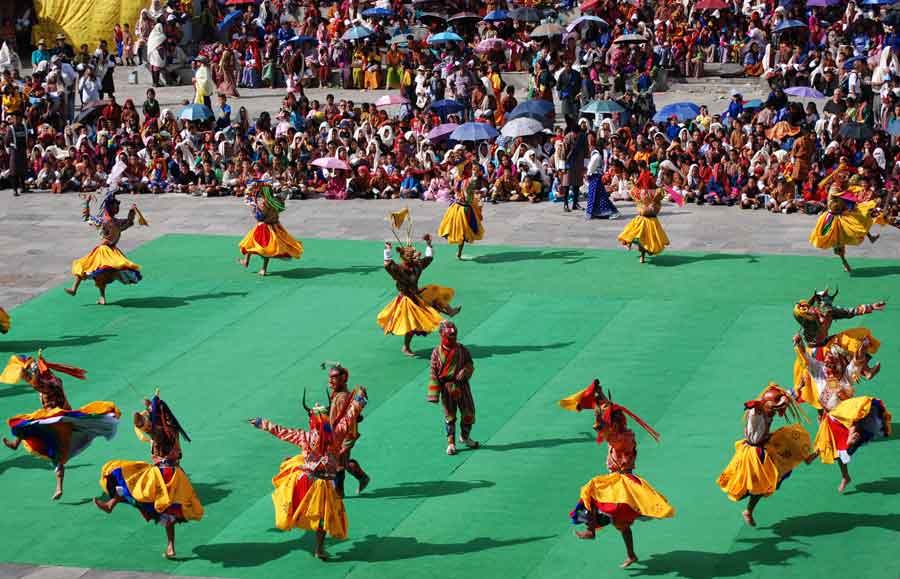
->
xmin=0 ymin=307 xmax=9 ymax=334
xmin=419 ymin=285 xmax=455 ymax=311
xmin=717 ymin=424 xmax=811 ymax=501
xmin=813 ymin=397 xmax=892 ymax=464
xmin=579 ymin=473 xmax=675 ymax=521
xmin=617 ymin=215 xmax=669 ymax=255
xmin=72 ymin=245 xmax=142 ymax=284
xmin=9 ymin=401 xmax=120 ymax=466
xmin=239 ymin=223 xmax=303 ymax=259
xmin=438 ymin=203 xmax=485 ymax=245
xmin=271 ymin=461 xmax=348 ymax=539
xmin=809 ymin=201 xmax=876 ymax=249
xmin=377 ymin=294 xmax=443 ymax=336
xmin=99 ymin=460 xmax=204 ymax=522
xmin=793 ymin=328 xmax=880 ymax=409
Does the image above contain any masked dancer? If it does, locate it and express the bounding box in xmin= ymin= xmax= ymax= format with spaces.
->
xmin=561 ymin=381 xmax=674 ymax=569
xmin=794 ymin=335 xmax=891 ymax=492
xmin=1 ymin=351 xmax=119 ymax=500
xmin=616 ymin=167 xmax=669 ymax=263
xmin=94 ymin=392 xmax=203 ymax=559
xmin=809 ymin=169 xmax=881 ymax=272
xmin=438 ymin=160 xmax=485 ymax=260
xmin=379 ymin=210 xmax=460 ymax=356
xmin=428 ymin=321 xmax=478 ymax=456
xmin=716 ymin=384 xmax=812 ymax=527
xmin=249 ymin=386 xmax=367 ymax=561
xmin=66 ymin=192 xmax=146 ymax=305
xmin=238 ymin=181 xmax=303 ymax=276
xmin=323 ymin=362 xmax=370 ymax=496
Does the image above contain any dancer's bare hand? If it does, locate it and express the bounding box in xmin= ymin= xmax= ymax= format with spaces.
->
xmin=872 ymin=301 xmax=886 ymax=311
xmin=793 ymin=334 xmax=803 ymax=347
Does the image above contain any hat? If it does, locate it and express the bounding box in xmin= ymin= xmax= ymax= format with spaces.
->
xmin=56 ymin=33 xmax=66 ymax=41
xmin=38 ymin=38 xmax=46 ymax=45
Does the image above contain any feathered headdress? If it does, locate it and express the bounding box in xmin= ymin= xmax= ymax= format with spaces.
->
xmin=0 ymin=350 xmax=87 ymax=386
xmin=387 ymin=208 xmax=414 ymax=247
xmin=249 ymin=180 xmax=285 ymax=213
xmin=558 ymin=380 xmax=660 ymax=444
xmin=135 ymin=389 xmax=191 ymax=443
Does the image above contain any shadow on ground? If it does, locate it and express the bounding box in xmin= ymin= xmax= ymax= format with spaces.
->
xmin=193 ymin=481 xmax=233 ymax=506
xmin=466 ymin=341 xmax=574 ymax=359
xmin=472 ymin=250 xmax=591 ymax=264
xmin=110 ymin=292 xmax=248 ymax=308
xmin=193 ymin=535 xmax=315 ymax=567
xmin=844 ymin=477 xmax=900 ymax=496
xmin=0 ymin=334 xmax=116 ymax=353
xmin=482 ymin=433 xmax=593 ymax=452
xmin=767 ymin=511 xmax=900 ymax=536
xmin=269 ymin=265 xmax=381 ymax=279
xmin=353 ymin=479 xmax=494 ymax=501
xmin=650 ymin=254 xmax=759 ymax=267
xmin=850 ymin=265 xmax=900 ymax=278
xmin=0 ymin=455 xmax=91 ymax=476
xmin=336 ymin=534 xmax=554 ymax=562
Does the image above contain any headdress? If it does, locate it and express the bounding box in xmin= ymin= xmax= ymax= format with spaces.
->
xmin=250 ymin=180 xmax=285 ymax=213
xmin=135 ymin=389 xmax=191 ymax=443
xmin=794 ymin=287 xmax=838 ymax=322
xmin=743 ymin=382 xmax=806 ymax=423
xmin=0 ymin=350 xmax=86 ymax=386
xmin=558 ymin=380 xmax=660 ymax=444
xmin=387 ymin=208 xmax=416 ymax=255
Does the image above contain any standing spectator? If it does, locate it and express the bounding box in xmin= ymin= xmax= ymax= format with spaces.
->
xmin=52 ymin=33 xmax=75 ymax=60
xmin=31 ymin=38 xmax=50 ymax=68
xmin=193 ymin=56 xmax=214 ymax=109
xmin=78 ymin=66 xmax=101 ymax=104
xmin=557 ymin=60 xmax=581 ymax=125
xmin=96 ymin=40 xmax=116 ymax=100
xmin=4 ymin=111 xmax=28 ymax=196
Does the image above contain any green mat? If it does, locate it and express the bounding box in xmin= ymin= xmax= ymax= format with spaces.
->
xmin=0 ymin=235 xmax=897 ymax=579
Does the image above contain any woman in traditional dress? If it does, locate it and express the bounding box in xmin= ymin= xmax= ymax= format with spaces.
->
xmin=716 ymin=384 xmax=813 ymax=527
xmin=1 ymin=352 xmax=119 ymax=500
xmin=561 ymin=381 xmax=674 ymax=569
xmin=794 ymin=335 xmax=891 ymax=493
xmin=94 ymin=392 xmax=203 ymax=559
xmin=66 ymin=193 xmax=144 ymax=305
xmin=438 ymin=161 xmax=485 ymax=260
xmin=146 ymin=17 xmax=166 ymax=87
xmin=238 ymin=182 xmax=303 ymax=276
xmin=216 ymin=46 xmax=240 ymax=97
xmin=585 ymin=145 xmax=618 ymax=219
xmin=249 ymin=387 xmax=366 ymax=561
xmin=616 ymin=167 xmax=669 ymax=263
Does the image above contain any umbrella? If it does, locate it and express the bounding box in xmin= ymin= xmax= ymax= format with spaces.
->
xmin=839 ymin=122 xmax=874 ymax=141
xmin=275 ymin=121 xmax=292 ymax=137
xmin=179 ymin=103 xmax=213 ymax=121
xmin=476 ymin=38 xmax=505 ymax=53
xmin=448 ymin=12 xmax=480 ymax=22
xmin=501 ymin=117 xmax=544 ymax=137
xmin=694 ymin=0 xmax=728 ymax=9
xmin=482 ymin=10 xmax=511 ymax=22
xmin=511 ymin=99 xmax=554 ymax=117
xmin=652 ymin=102 xmax=700 ymax=122
xmin=362 ymin=7 xmax=394 ymax=17
xmin=389 ymin=34 xmax=412 ymax=45
xmin=312 ymin=157 xmax=350 ymax=171
xmin=742 ymin=99 xmax=763 ymax=110
xmin=510 ymin=7 xmax=542 ymax=22
xmin=806 ymin=0 xmax=841 ymax=5
xmin=427 ymin=123 xmax=459 ymax=141
xmin=342 ymin=26 xmax=374 ymax=41
xmin=784 ymin=86 xmax=825 ymax=98
xmin=428 ymin=31 xmax=464 ymax=44
xmin=218 ymin=11 xmax=243 ymax=33
xmin=861 ymin=0 xmax=895 ymax=5
xmin=614 ymin=33 xmax=647 ymax=44
xmin=581 ymin=100 xmax=624 ymax=114
xmin=429 ymin=99 xmax=465 ymax=116
xmin=887 ymin=119 xmax=900 ymax=136
xmin=450 ymin=122 xmax=499 ymax=142
xmin=843 ymin=56 xmax=867 ymax=70
xmin=774 ymin=19 xmax=807 ymax=33
xmin=580 ymin=0 xmax=602 ymax=11
xmin=375 ymin=94 xmax=410 ymax=107
xmin=225 ymin=0 xmax=255 ymax=5
xmin=419 ymin=12 xmax=448 ymax=24
xmin=566 ymin=15 xmax=608 ymax=33
xmin=286 ymin=34 xmax=317 ymax=45
xmin=530 ymin=23 xmax=564 ymax=38
xmin=75 ymin=100 xmax=108 ymax=124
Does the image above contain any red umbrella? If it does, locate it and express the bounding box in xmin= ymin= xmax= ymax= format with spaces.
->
xmin=694 ymin=0 xmax=728 ymax=10
xmin=580 ymin=0 xmax=602 ymax=12
xmin=225 ymin=0 xmax=255 ymax=5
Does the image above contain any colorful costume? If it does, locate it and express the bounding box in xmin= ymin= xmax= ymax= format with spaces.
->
xmin=325 ymin=363 xmax=370 ymax=497
xmin=71 ymin=193 xmax=142 ymax=288
xmin=562 ymin=382 xmax=675 ymax=535
xmin=98 ymin=394 xmax=203 ymax=525
xmin=792 ymin=289 xmax=881 ymax=409
xmin=0 ymin=307 xmax=9 ymax=333
xmin=251 ymin=388 xmax=366 ymax=541
xmin=428 ymin=321 xmax=477 ymax=455
xmin=438 ymin=178 xmax=485 ymax=246
xmin=1 ymin=353 xmax=119 ymax=470
xmin=716 ymin=384 xmax=811 ymax=502
xmin=809 ymin=190 xmax=877 ymax=252
xmin=238 ymin=184 xmax=303 ymax=260
xmin=617 ymin=171 xmax=669 ymax=257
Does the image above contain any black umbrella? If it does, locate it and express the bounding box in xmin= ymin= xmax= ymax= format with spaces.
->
xmin=75 ymin=99 xmax=109 ymax=124
xmin=838 ymin=122 xmax=874 ymax=141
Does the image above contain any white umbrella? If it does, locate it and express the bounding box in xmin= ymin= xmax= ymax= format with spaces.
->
xmin=501 ymin=117 xmax=544 ymax=138
xmin=275 ymin=121 xmax=293 ymax=137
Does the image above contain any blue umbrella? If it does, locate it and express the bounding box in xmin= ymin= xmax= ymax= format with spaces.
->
xmin=450 ymin=122 xmax=499 ymax=142
xmin=179 ymin=104 xmax=214 ymax=122
xmin=287 ymin=34 xmax=317 ymax=45
xmin=581 ymin=100 xmax=624 ymax=114
xmin=742 ymin=99 xmax=763 ymax=110
xmin=774 ymin=19 xmax=807 ymax=33
xmin=428 ymin=31 xmax=464 ymax=44
xmin=217 ymin=11 xmax=243 ymax=33
xmin=842 ymin=56 xmax=867 ymax=70
xmin=362 ymin=7 xmax=394 ymax=17
xmin=483 ymin=10 xmax=511 ymax=21
xmin=342 ymin=26 xmax=374 ymax=41
xmin=861 ymin=0 xmax=896 ymax=5
xmin=511 ymin=99 xmax=554 ymax=117
xmin=784 ymin=86 xmax=824 ymax=98
xmin=652 ymin=102 xmax=700 ymax=123
xmin=429 ymin=99 xmax=465 ymax=118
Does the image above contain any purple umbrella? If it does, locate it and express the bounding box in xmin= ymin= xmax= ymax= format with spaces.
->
xmin=784 ymin=86 xmax=825 ymax=98
xmin=806 ymin=0 xmax=841 ymax=5
xmin=427 ymin=123 xmax=459 ymax=141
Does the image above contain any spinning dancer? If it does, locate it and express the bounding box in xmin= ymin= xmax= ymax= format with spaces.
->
xmin=561 ymin=381 xmax=674 ymax=569
xmin=94 ymin=392 xmax=203 ymax=559
xmin=1 ymin=351 xmax=119 ymax=500
xmin=794 ymin=335 xmax=891 ymax=493
xmin=616 ymin=167 xmax=670 ymax=263
xmin=66 ymin=192 xmax=146 ymax=305
xmin=809 ymin=169 xmax=881 ymax=272
xmin=438 ymin=160 xmax=485 ymax=260
xmin=716 ymin=384 xmax=812 ymax=527
xmin=249 ymin=386 xmax=367 ymax=561
xmin=792 ymin=289 xmax=884 ymax=409
xmin=378 ymin=209 xmax=460 ymax=356
xmin=323 ymin=362 xmax=370 ymax=496
xmin=0 ymin=307 xmax=9 ymax=333
xmin=238 ymin=181 xmax=303 ymax=276
xmin=428 ymin=321 xmax=478 ymax=456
